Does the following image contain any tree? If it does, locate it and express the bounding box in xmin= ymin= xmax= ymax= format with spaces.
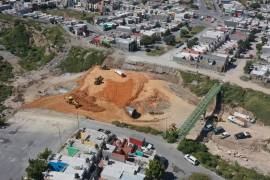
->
xmin=163 ymin=29 xmax=171 ymax=36
xmin=38 ymin=148 xmax=52 ymax=160
xmin=244 ymin=60 xmax=254 ymax=74
xmin=26 ymin=159 xmax=48 ymax=180
xmin=141 ymin=0 xmax=148 ymax=5
xmin=256 ymin=43 xmax=263 ymax=53
xmin=250 ymin=2 xmax=260 ymax=9
xmin=145 ymin=159 xmax=165 ymax=180
xmin=187 ymin=37 xmax=198 ymax=48
xmin=256 ymin=14 xmax=264 ymax=20
xmin=163 ymin=35 xmax=176 ymax=45
xmin=25 ymin=148 xmax=52 ymax=180
xmin=180 ymin=28 xmax=189 ymax=37
xmin=140 ymin=35 xmax=154 ymax=45
xmin=261 ymin=36 xmax=268 ymax=45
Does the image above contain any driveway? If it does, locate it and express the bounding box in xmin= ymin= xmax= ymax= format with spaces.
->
xmin=0 ymin=109 xmax=223 ymax=180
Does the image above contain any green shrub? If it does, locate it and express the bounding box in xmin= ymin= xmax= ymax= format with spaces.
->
xmin=177 ymin=139 xmax=208 ymax=154
xmin=163 ymin=130 xmax=178 ymax=143
xmin=0 ymin=57 xmax=13 ymax=82
xmin=0 ymin=84 xmax=12 ymax=103
xmin=60 ymin=46 xmax=106 ymax=73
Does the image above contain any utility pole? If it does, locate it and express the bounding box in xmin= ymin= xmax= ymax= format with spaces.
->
xmin=77 ymin=110 xmax=79 ymax=129
xmin=57 ymin=123 xmax=62 ymax=147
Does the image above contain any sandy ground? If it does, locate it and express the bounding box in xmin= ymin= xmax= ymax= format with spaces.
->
xmin=23 ymin=66 xmax=196 ymax=130
xmin=206 ymin=112 xmax=270 ymax=175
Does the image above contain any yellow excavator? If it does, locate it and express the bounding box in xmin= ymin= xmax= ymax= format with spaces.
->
xmin=64 ymin=96 xmax=81 ymax=108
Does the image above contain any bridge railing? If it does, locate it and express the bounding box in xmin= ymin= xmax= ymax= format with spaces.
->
xmin=178 ymin=83 xmax=222 ymax=140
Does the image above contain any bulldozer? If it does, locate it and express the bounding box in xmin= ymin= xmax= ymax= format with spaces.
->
xmin=94 ymin=76 xmax=104 ymax=85
xmin=64 ymin=96 xmax=81 ymax=108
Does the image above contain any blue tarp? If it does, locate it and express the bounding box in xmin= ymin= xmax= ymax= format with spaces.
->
xmin=48 ymin=161 xmax=68 ymax=172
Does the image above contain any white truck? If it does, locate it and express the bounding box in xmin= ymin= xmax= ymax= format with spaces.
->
xmin=114 ymin=69 xmax=126 ymax=77
xmin=233 ymin=112 xmax=255 ymax=123
xmin=228 ymin=115 xmax=247 ymax=127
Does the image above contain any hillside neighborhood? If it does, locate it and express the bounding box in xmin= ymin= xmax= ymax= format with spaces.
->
xmin=0 ymin=0 xmax=270 ymax=179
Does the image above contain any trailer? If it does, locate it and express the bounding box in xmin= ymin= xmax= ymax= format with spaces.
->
xmin=233 ymin=112 xmax=255 ymax=123
xmin=228 ymin=115 xmax=247 ymax=127
xmin=114 ymin=69 xmax=126 ymax=77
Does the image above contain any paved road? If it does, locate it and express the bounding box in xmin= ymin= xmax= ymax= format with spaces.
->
xmin=0 ymin=109 xmax=223 ymax=180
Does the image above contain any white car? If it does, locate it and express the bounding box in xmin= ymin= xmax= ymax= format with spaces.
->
xmin=184 ymin=154 xmax=199 ymax=165
xmin=220 ymin=132 xmax=230 ymax=139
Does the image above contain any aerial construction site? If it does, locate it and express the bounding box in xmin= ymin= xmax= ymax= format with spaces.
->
xmin=24 ymin=66 xmax=197 ymax=130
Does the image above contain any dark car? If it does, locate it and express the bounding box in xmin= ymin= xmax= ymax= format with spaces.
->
xmin=234 ymin=132 xmax=251 ymax=140
xmin=214 ymin=126 xmax=225 ymax=135
xmin=203 ymin=124 xmax=214 ymax=132
xmin=145 ymin=48 xmax=151 ymax=52
xmin=175 ymin=42 xmax=183 ymax=48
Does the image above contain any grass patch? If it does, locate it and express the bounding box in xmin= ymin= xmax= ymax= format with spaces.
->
xmin=188 ymin=173 xmax=211 ymax=180
xmin=45 ymin=9 xmax=98 ymax=23
xmin=180 ymin=71 xmax=218 ymax=96
xmin=178 ymin=139 xmax=270 ymax=180
xmin=112 ymin=121 xmax=163 ymax=135
xmin=180 ymin=71 xmax=270 ymax=126
xmin=59 ymin=46 xmax=106 ymax=73
xmin=147 ymin=47 xmax=166 ymax=56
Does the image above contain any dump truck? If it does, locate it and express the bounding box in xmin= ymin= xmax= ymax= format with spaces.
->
xmin=125 ymin=106 xmax=139 ymax=118
xmin=228 ymin=115 xmax=247 ymax=127
xmin=64 ymin=96 xmax=81 ymax=108
xmin=233 ymin=112 xmax=255 ymax=123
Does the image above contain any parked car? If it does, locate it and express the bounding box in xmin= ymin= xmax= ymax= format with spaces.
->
xmin=175 ymin=42 xmax=183 ymax=48
xmin=184 ymin=154 xmax=199 ymax=165
xmin=203 ymin=124 xmax=214 ymax=132
xmin=145 ymin=48 xmax=151 ymax=52
xmin=234 ymin=132 xmax=251 ymax=140
xmin=220 ymin=132 xmax=230 ymax=139
xmin=214 ymin=126 xmax=225 ymax=135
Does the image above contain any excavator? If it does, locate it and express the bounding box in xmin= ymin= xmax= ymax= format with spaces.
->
xmin=64 ymin=96 xmax=81 ymax=108
xmin=94 ymin=76 xmax=104 ymax=85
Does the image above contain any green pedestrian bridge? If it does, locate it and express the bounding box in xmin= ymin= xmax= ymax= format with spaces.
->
xmin=178 ymin=83 xmax=222 ymax=140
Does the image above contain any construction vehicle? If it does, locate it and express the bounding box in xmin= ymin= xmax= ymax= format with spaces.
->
xmin=64 ymin=96 xmax=81 ymax=108
xmin=94 ymin=76 xmax=104 ymax=85
xmin=100 ymin=64 xmax=110 ymax=70
xmin=169 ymin=123 xmax=177 ymax=132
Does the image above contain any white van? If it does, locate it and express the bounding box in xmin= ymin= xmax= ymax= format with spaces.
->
xmin=184 ymin=154 xmax=199 ymax=165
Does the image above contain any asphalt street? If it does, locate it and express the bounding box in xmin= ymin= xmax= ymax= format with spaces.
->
xmin=0 ymin=109 xmax=223 ymax=180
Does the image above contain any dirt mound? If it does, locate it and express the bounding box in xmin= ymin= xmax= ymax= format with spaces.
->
xmin=97 ymin=79 xmax=136 ymax=107
xmin=131 ymin=89 xmax=170 ymax=115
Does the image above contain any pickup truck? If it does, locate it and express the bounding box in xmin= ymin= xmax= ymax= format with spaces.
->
xmin=234 ymin=132 xmax=251 ymax=140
